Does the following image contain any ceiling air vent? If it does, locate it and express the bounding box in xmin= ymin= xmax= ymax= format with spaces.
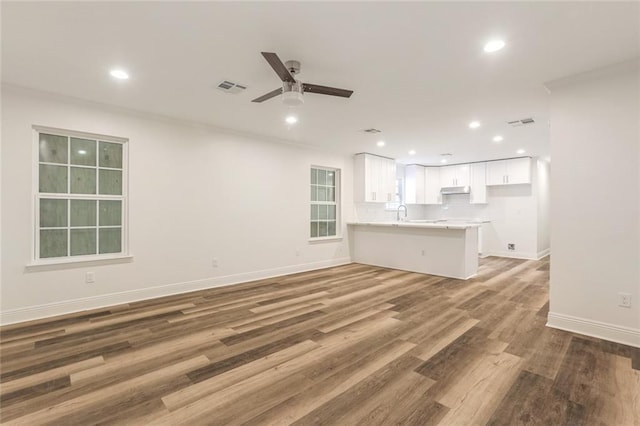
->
xmin=507 ymin=117 xmax=535 ymax=127
xmin=363 ymin=128 xmax=382 ymax=134
xmin=216 ymin=80 xmax=248 ymax=94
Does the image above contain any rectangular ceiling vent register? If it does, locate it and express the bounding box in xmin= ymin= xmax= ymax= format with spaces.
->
xmin=363 ymin=128 xmax=382 ymax=133
xmin=507 ymin=118 xmax=536 ymax=127
xmin=216 ymin=80 xmax=248 ymax=94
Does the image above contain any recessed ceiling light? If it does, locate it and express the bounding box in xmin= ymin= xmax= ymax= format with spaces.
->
xmin=285 ymin=115 xmax=298 ymax=124
xmin=469 ymin=121 xmax=481 ymax=129
xmin=377 ymin=140 xmax=385 ymax=147
xmin=440 ymin=159 xmax=448 ymax=164
xmin=109 ymin=69 xmax=129 ymax=80
xmin=484 ymin=40 xmax=505 ymax=53
xmin=77 ymin=150 xmax=87 ymax=155
xmin=517 ymin=149 xmax=526 ymax=154
xmin=493 ymin=135 xmax=504 ymax=143
xmin=408 ymin=150 xmax=416 ymax=155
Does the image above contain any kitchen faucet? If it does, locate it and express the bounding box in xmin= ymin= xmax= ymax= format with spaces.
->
xmin=397 ymin=204 xmax=408 ymax=222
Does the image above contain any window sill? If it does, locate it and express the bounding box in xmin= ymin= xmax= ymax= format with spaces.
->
xmin=26 ymin=255 xmax=134 ymax=272
xmin=308 ymin=236 xmax=343 ymax=243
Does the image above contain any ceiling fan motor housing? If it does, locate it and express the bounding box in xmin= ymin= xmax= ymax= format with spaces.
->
xmin=282 ymin=80 xmax=304 ymax=106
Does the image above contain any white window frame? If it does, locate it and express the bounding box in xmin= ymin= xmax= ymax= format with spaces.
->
xmin=309 ymin=165 xmax=341 ymax=241
xmin=31 ymin=125 xmax=130 ymax=266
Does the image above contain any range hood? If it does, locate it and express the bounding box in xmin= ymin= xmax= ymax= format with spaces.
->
xmin=440 ymin=186 xmax=471 ymax=195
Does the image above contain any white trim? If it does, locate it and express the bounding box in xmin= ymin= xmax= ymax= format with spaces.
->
xmin=483 ymin=250 xmax=539 ymax=260
xmin=1 ymin=257 xmax=352 ymax=326
xmin=26 ymin=255 xmax=134 ymax=270
xmin=547 ymin=312 xmax=640 ymax=348
xmin=536 ymin=248 xmax=551 ymax=260
xmin=308 ymin=236 xmax=343 ymax=243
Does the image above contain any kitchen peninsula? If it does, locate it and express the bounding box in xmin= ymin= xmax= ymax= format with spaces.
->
xmin=347 ymin=221 xmax=480 ymax=279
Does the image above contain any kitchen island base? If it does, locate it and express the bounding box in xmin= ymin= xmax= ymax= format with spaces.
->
xmin=348 ymin=222 xmax=479 ymax=279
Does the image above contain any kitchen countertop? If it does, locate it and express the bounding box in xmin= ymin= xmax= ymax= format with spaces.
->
xmin=347 ymin=221 xmax=482 ymax=230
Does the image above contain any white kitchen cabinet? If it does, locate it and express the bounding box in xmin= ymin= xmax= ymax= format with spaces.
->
xmin=486 ymin=157 xmax=531 ymax=185
xmin=470 ymin=162 xmax=487 ymax=204
xmin=424 ymin=167 xmax=442 ymax=204
xmin=405 ymin=165 xmax=425 ymax=204
xmin=354 ymin=153 xmax=397 ymax=203
xmin=440 ymin=164 xmax=470 ymax=187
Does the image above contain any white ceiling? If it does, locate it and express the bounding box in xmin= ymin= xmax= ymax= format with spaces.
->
xmin=2 ymin=2 xmax=639 ymax=165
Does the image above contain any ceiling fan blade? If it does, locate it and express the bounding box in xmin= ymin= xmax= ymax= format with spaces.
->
xmin=303 ymin=83 xmax=353 ymax=98
xmin=261 ymin=52 xmax=296 ymax=83
xmin=251 ymin=87 xmax=283 ymax=103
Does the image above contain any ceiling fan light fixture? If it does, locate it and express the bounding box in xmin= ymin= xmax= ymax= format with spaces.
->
xmin=282 ymin=90 xmax=304 ymax=106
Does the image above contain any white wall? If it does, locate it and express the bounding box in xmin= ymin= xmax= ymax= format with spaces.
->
xmin=536 ymin=160 xmax=551 ymax=255
xmin=1 ymin=86 xmax=353 ymax=324
xmin=546 ymin=59 xmax=640 ymax=347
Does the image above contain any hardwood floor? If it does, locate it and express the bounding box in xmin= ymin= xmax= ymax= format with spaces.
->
xmin=1 ymin=256 xmax=638 ymax=425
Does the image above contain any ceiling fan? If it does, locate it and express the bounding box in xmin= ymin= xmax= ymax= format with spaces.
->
xmin=252 ymin=52 xmax=354 ymax=106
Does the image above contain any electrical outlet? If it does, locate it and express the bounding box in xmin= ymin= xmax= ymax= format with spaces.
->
xmin=618 ymin=292 xmax=631 ymax=308
xmin=212 ymin=258 xmax=219 ymax=267
xmin=85 ymin=272 xmax=95 ymax=284
xmin=508 ymin=243 xmax=515 ymax=251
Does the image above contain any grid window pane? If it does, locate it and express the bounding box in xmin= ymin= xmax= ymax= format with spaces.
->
xmin=70 ymin=167 xmax=96 ymax=194
xmin=318 ymin=169 xmax=327 ymax=185
xmin=328 ymin=221 xmax=336 ymax=236
xmin=317 ymin=187 xmax=327 ymax=202
xmin=310 ymin=222 xmax=318 ymax=238
xmin=40 ymin=199 xmax=67 ymax=228
xmin=70 ymin=200 xmax=97 ymax=226
xmin=318 ymin=205 xmax=328 ymax=220
xmin=40 ymin=229 xmax=67 ymax=258
xmin=326 ymin=171 xmax=335 ymax=186
xmin=310 ymin=168 xmax=317 ymax=185
xmin=99 ymin=228 xmax=122 ymax=254
xmin=310 ymin=185 xmax=317 ymax=202
xmin=70 ymin=138 xmax=96 ymax=166
xmin=318 ymin=221 xmax=328 ymax=237
xmin=328 ymin=205 xmax=336 ymax=220
xmin=327 ymin=187 xmax=335 ymax=202
xmin=70 ymin=228 xmax=97 ymax=256
xmin=310 ymin=205 xmax=318 ymax=220
xmin=39 ymin=133 xmax=68 ymax=164
xmin=39 ymin=164 xmax=68 ymax=193
xmin=99 ymin=169 xmax=122 ymax=195
xmin=99 ymin=141 xmax=123 ymax=168
xmin=99 ymin=200 xmax=122 ymax=226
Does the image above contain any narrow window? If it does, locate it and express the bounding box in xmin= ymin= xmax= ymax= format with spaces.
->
xmin=310 ymin=166 xmax=340 ymax=239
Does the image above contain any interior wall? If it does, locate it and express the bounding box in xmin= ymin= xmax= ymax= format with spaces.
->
xmin=536 ymin=160 xmax=551 ymax=255
xmin=546 ymin=59 xmax=639 ymax=347
xmin=1 ymin=86 xmax=353 ymax=324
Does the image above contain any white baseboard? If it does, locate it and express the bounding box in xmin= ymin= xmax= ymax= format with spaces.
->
xmin=484 ymin=250 xmax=538 ymax=260
xmin=0 ymin=257 xmax=352 ymax=326
xmin=547 ymin=312 xmax=640 ymax=348
xmin=536 ymin=248 xmax=551 ymax=260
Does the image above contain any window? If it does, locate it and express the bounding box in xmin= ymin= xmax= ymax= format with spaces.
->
xmin=310 ymin=166 xmax=340 ymax=239
xmin=34 ymin=127 xmax=128 ymax=263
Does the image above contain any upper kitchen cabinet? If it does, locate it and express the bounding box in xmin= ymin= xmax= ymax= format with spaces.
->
xmin=440 ymin=164 xmax=470 ymax=187
xmin=405 ymin=165 xmax=425 ymax=204
xmin=354 ymin=153 xmax=397 ymax=203
xmin=486 ymin=157 xmax=532 ymax=185
xmin=469 ymin=162 xmax=487 ymax=204
xmin=405 ymin=165 xmax=441 ymax=205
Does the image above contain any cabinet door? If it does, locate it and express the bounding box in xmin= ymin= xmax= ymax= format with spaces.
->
xmin=385 ymin=158 xmax=397 ymax=202
xmin=405 ymin=165 xmax=425 ymax=204
xmin=455 ymin=164 xmax=470 ymax=187
xmin=439 ymin=166 xmax=456 ymax=187
xmin=506 ymin=157 xmax=531 ymax=184
xmin=424 ymin=167 xmax=442 ymax=204
xmin=364 ymin=155 xmax=378 ymax=201
xmin=486 ymin=160 xmax=507 ymax=185
xmin=470 ymin=162 xmax=487 ymax=204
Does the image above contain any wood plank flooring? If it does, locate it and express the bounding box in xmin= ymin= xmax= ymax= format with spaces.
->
xmin=1 ymin=256 xmax=638 ymax=425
